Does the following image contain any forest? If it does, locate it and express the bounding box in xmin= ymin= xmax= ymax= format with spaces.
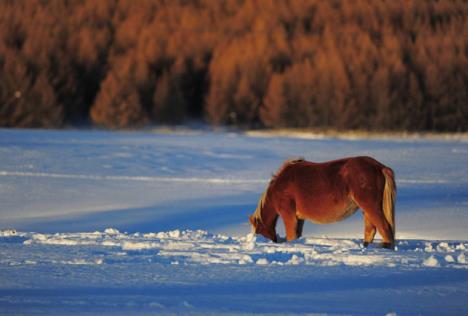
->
xmin=0 ymin=0 xmax=467 ymax=131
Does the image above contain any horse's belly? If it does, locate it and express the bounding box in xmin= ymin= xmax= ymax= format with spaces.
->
xmin=298 ymin=200 xmax=359 ymax=224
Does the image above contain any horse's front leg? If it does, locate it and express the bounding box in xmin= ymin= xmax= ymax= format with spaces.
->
xmin=296 ymin=219 xmax=305 ymax=238
xmin=281 ymin=212 xmax=300 ymax=242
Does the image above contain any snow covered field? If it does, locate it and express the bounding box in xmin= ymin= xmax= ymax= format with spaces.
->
xmin=1 ymin=128 xmax=468 ymax=315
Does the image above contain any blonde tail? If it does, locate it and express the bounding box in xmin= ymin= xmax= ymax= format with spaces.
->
xmin=382 ymin=168 xmax=396 ymax=240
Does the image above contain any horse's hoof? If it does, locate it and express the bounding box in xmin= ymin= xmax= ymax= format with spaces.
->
xmin=381 ymin=242 xmax=395 ymax=250
xmin=276 ymin=236 xmax=287 ymax=243
xmin=363 ymin=242 xmax=370 ymax=247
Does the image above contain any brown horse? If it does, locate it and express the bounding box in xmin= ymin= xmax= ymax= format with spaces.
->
xmin=249 ymin=157 xmax=396 ymax=249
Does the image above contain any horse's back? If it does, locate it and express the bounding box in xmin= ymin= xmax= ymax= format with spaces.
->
xmin=276 ymin=156 xmax=388 ymax=223
xmin=288 ymin=156 xmax=383 ymax=183
xmin=273 ymin=156 xmax=388 ymax=200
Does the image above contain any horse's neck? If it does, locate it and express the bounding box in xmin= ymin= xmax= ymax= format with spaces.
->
xmin=261 ymin=200 xmax=277 ymax=225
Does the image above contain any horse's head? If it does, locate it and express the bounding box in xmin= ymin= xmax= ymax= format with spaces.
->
xmin=249 ymin=190 xmax=278 ymax=242
xmin=249 ymin=214 xmax=277 ymax=242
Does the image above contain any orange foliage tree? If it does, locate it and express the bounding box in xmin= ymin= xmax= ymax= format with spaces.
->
xmin=0 ymin=0 xmax=466 ymax=131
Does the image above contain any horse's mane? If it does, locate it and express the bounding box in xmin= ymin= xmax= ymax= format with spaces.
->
xmin=251 ymin=190 xmax=267 ymax=224
xmin=269 ymin=157 xmax=305 ymax=188
xmin=252 ymin=158 xmax=305 ymax=224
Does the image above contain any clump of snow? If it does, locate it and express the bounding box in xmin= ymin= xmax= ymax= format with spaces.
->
xmin=104 ymin=228 xmax=120 ymax=235
xmin=32 ymin=233 xmax=47 ymax=241
xmin=62 ymin=258 xmax=103 ymax=265
xmin=256 ymin=258 xmax=269 ymax=265
xmin=28 ymin=234 xmax=97 ymax=246
xmin=101 ymin=240 xmax=120 ymax=247
xmin=286 ymin=254 xmax=304 ymax=265
xmin=121 ymin=241 xmax=158 ymax=251
xmin=0 ymin=229 xmax=17 ymax=237
xmin=168 ymin=230 xmax=181 ymax=238
xmin=457 ymin=253 xmax=466 ymax=264
xmin=437 ymin=242 xmax=453 ymax=252
xmin=343 ymin=255 xmax=385 ymax=266
xmin=148 ymin=301 xmax=165 ymax=309
xmin=424 ymin=243 xmax=434 ymax=252
xmin=423 ymin=255 xmax=440 ymax=267
xmin=239 ymin=255 xmax=253 ymax=265
xmin=243 ymin=233 xmax=257 ymax=251
xmin=144 ymin=230 xmax=183 ymax=239
xmin=24 ymin=260 xmax=37 ymax=265
xmin=180 ymin=301 xmax=194 ymax=308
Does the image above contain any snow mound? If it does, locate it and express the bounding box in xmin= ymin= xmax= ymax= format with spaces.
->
xmin=423 ymin=255 xmax=440 ymax=267
xmin=2 ymin=229 xmax=466 ymax=269
xmin=104 ymin=228 xmax=120 ymax=235
xmin=0 ymin=229 xmax=18 ymax=237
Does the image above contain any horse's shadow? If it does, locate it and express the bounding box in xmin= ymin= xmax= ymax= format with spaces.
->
xmin=9 ymin=193 xmax=258 ymax=235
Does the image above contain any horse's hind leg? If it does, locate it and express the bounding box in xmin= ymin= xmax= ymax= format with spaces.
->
xmin=363 ymin=214 xmax=376 ymax=247
xmin=365 ymin=209 xmax=394 ymax=249
xmin=354 ymin=198 xmax=394 ymax=249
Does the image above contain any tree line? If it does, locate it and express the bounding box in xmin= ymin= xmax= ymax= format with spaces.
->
xmin=0 ymin=0 xmax=467 ymax=131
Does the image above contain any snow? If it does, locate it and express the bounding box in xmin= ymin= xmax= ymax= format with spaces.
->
xmin=458 ymin=253 xmax=466 ymax=264
xmin=1 ymin=128 xmax=468 ymax=315
xmin=422 ymin=255 xmax=440 ymax=267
